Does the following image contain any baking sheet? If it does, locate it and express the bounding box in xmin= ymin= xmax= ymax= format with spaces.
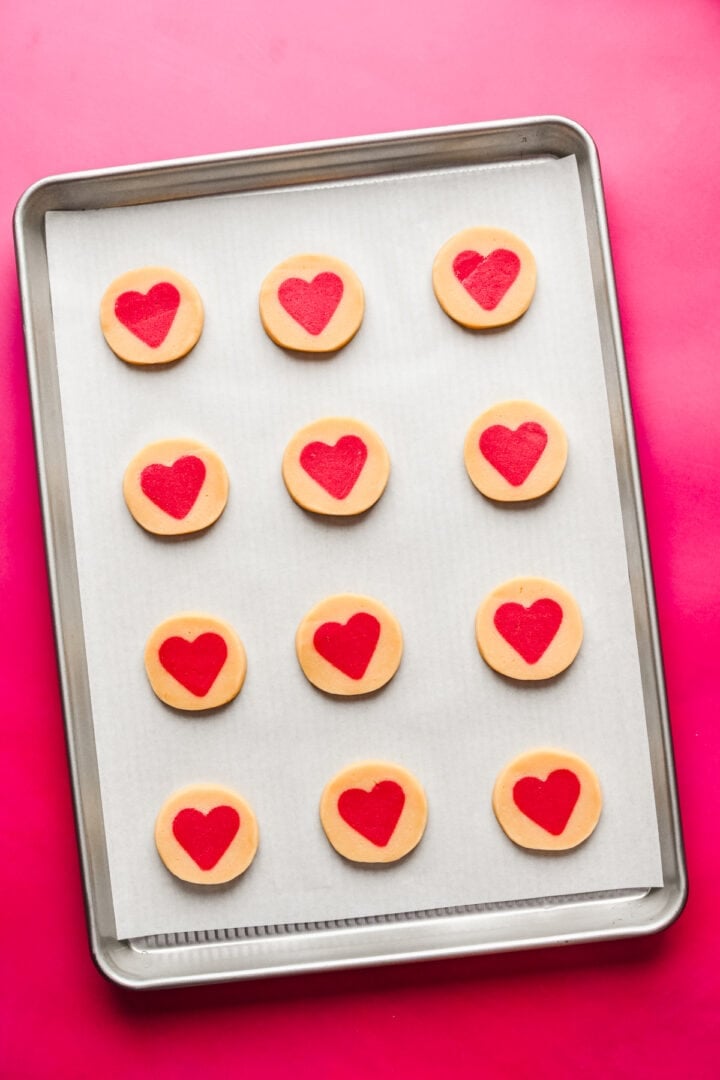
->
xmin=45 ymin=153 xmax=663 ymax=940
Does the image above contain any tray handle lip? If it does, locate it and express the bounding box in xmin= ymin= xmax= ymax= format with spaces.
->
xmin=12 ymin=114 xmax=597 ymax=228
xmin=91 ymin=876 xmax=689 ymax=991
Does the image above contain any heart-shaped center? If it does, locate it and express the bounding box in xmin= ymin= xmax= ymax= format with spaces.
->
xmin=494 ymin=599 xmax=563 ymax=664
xmin=172 ymin=805 xmax=240 ymax=868
xmin=158 ymin=632 xmax=228 ymax=696
xmin=313 ymin=612 xmax=381 ymax=680
xmin=338 ymin=780 xmax=405 ymax=846
xmin=479 ymin=422 xmax=548 ymax=486
xmin=278 ymin=272 xmax=344 ymax=335
xmin=140 ymin=455 xmax=207 ymax=519
xmin=513 ymin=769 xmax=581 ymax=835
xmin=299 ymin=435 xmax=368 ymax=499
xmin=114 ymin=282 xmax=181 ymax=347
xmin=452 ymin=249 xmax=521 ymax=310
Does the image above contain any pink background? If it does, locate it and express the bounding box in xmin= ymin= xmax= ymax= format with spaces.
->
xmin=2 ymin=1 xmax=718 ymax=1075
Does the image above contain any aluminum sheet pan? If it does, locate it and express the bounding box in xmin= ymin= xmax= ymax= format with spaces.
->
xmin=14 ymin=118 xmax=686 ymax=988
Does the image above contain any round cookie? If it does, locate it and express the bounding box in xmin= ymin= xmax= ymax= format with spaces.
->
xmin=320 ymin=761 xmax=427 ymax=863
xmin=476 ymin=577 xmax=583 ymax=681
xmin=100 ymin=266 xmax=204 ymax=365
xmin=145 ymin=613 xmax=247 ymax=711
xmin=296 ymin=594 xmax=403 ymax=696
xmin=123 ymin=438 xmax=229 ymax=535
xmin=432 ymin=227 xmax=536 ymax=328
xmin=282 ymin=417 xmax=390 ymax=516
xmin=155 ymin=784 xmax=258 ymax=884
xmin=492 ymin=749 xmax=602 ymax=851
xmin=464 ymin=401 xmax=567 ymax=502
xmin=259 ymin=254 xmax=364 ymax=352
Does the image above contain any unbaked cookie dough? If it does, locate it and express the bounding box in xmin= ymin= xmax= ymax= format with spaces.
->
xmin=476 ymin=577 xmax=583 ymax=681
xmin=432 ymin=227 xmax=536 ymax=328
xmin=282 ymin=417 xmax=390 ymax=516
xmin=100 ymin=266 xmax=204 ymax=365
xmin=123 ymin=438 xmax=229 ymax=535
xmin=492 ymin=749 xmax=602 ymax=851
xmin=259 ymin=254 xmax=364 ymax=352
xmin=155 ymin=784 xmax=259 ymax=884
xmin=145 ymin=613 xmax=247 ymax=710
xmin=464 ymin=401 xmax=567 ymax=501
xmin=320 ymin=761 xmax=427 ymax=863
xmin=296 ymin=594 xmax=403 ymax=696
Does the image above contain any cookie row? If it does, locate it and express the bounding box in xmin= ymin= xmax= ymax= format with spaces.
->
xmin=156 ymin=750 xmax=603 ymax=885
xmin=101 ymin=228 xmax=536 ymax=366
xmin=145 ymin=581 xmax=583 ymax=711
xmin=124 ymin=405 xmax=567 ymax=536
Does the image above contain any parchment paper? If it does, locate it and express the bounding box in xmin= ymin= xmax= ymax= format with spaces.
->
xmin=45 ymin=154 xmax=663 ymax=939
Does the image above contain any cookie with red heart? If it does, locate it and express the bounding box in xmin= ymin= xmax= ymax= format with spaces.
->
xmin=282 ymin=417 xmax=390 ymax=516
xmin=155 ymin=784 xmax=259 ymax=884
xmin=320 ymin=761 xmax=427 ymax=863
xmin=100 ymin=266 xmax=204 ymax=365
xmin=145 ymin=613 xmax=247 ymax=711
xmin=464 ymin=401 xmax=567 ymax=501
xmin=492 ymin=749 xmax=602 ymax=851
xmin=476 ymin=577 xmax=583 ymax=681
xmin=432 ymin=227 xmax=536 ymax=329
xmin=123 ymin=438 xmax=229 ymax=535
xmin=296 ymin=594 xmax=403 ymax=696
xmin=259 ymin=253 xmax=364 ymax=352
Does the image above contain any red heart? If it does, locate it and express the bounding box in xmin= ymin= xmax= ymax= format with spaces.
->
xmin=513 ymin=769 xmax=581 ymax=835
xmin=172 ymin=806 xmax=240 ymax=869
xmin=140 ymin=455 xmax=206 ymax=519
xmin=114 ymin=282 xmax=181 ymax=347
xmin=313 ymin=612 xmax=381 ymax=680
xmin=277 ymin=272 xmax=344 ymax=335
xmin=452 ymin=249 xmax=521 ymax=310
xmin=479 ymin=422 xmax=548 ymax=486
xmin=300 ymin=435 xmax=368 ymax=499
xmin=338 ymin=780 xmax=405 ymax=846
xmin=494 ymin=599 xmax=563 ymax=664
xmin=158 ymin=633 xmax=228 ymax=697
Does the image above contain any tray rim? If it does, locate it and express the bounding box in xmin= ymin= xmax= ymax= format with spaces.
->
xmin=13 ymin=115 xmax=687 ymax=990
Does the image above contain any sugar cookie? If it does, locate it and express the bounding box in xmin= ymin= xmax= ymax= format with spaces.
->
xmin=296 ymin=594 xmax=402 ymax=696
xmin=155 ymin=784 xmax=258 ymax=884
xmin=145 ymin=613 xmax=246 ymax=710
xmin=432 ymin=227 xmax=536 ymax=328
xmin=492 ymin=749 xmax=602 ymax=851
xmin=320 ymin=762 xmax=427 ymax=863
xmin=123 ymin=438 xmax=229 ymax=535
xmin=464 ymin=401 xmax=567 ymax=501
xmin=100 ymin=267 xmax=204 ymax=365
xmin=282 ymin=417 xmax=390 ymax=516
xmin=259 ymin=254 xmax=364 ymax=352
xmin=476 ymin=577 xmax=583 ymax=681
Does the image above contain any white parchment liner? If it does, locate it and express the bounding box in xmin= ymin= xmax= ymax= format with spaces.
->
xmin=45 ymin=155 xmax=663 ymax=939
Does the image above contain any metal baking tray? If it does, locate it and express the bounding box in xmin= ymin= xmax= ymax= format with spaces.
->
xmin=14 ymin=118 xmax=686 ymax=988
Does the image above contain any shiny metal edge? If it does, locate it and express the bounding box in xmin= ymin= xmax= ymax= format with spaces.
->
xmin=14 ymin=117 xmax=686 ymax=990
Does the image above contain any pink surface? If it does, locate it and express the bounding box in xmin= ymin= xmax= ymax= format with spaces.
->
xmin=2 ymin=1 xmax=719 ymax=1075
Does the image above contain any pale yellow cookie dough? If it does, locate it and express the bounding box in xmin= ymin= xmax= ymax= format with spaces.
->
xmin=123 ymin=438 xmax=229 ymax=536
xmin=100 ymin=266 xmax=204 ymax=365
xmin=432 ymin=227 xmax=536 ymax=329
xmin=492 ymin=749 xmax=602 ymax=851
xmin=282 ymin=417 xmax=390 ymax=516
xmin=320 ymin=761 xmax=427 ymax=863
xmin=259 ymin=254 xmax=364 ymax=352
xmin=296 ymin=594 xmax=403 ymax=696
xmin=476 ymin=577 xmax=583 ymax=681
xmin=155 ymin=784 xmax=259 ymax=884
xmin=464 ymin=401 xmax=567 ymax=502
xmin=145 ymin=613 xmax=247 ymax=711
